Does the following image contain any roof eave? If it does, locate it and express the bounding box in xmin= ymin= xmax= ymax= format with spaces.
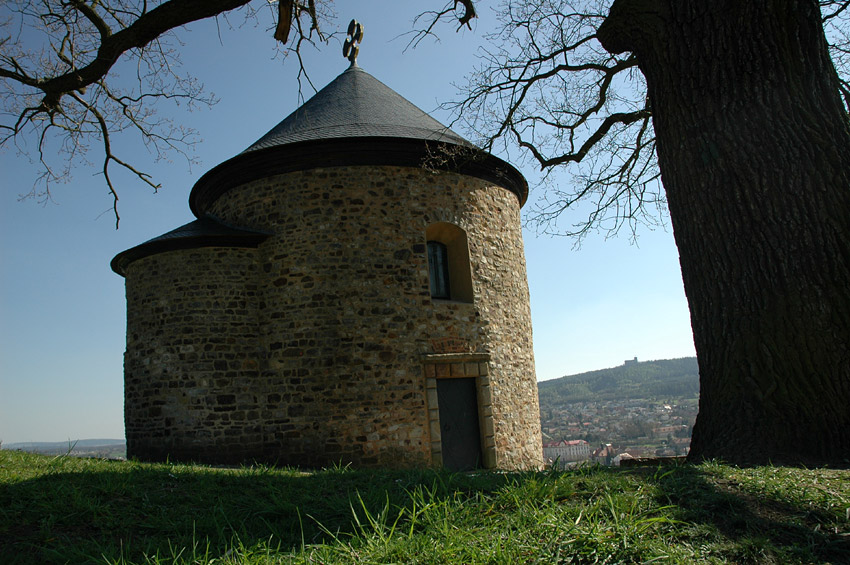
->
xmin=111 ymin=219 xmax=271 ymax=277
xmin=189 ymin=137 xmax=529 ymax=217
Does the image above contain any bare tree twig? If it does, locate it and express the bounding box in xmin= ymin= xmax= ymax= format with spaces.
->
xmin=406 ymin=0 xmax=478 ymax=50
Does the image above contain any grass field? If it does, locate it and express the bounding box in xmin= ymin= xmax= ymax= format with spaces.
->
xmin=1 ymin=449 xmax=848 ymax=564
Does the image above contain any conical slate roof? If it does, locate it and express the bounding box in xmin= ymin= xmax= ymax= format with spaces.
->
xmin=113 ymin=64 xmax=528 ymax=276
xmin=189 ymin=64 xmax=527 ymax=215
xmin=244 ymin=64 xmax=470 ymax=151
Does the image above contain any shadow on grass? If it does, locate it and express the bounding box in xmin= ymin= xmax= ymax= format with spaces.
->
xmin=639 ymin=462 xmax=850 ymax=563
xmin=3 ymin=452 xmax=848 ymax=564
xmin=0 ymin=455 xmax=509 ymax=564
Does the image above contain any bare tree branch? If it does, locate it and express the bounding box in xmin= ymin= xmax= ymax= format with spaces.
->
xmin=455 ymin=0 xmax=476 ymax=29
xmin=36 ymin=1 xmax=254 ymax=109
xmin=821 ymin=0 xmax=850 ymax=23
xmin=67 ymin=0 xmax=113 ymax=40
xmin=444 ymin=1 xmax=656 ymax=240
xmin=1 ymin=0 xmax=265 ymax=224
xmin=513 ymin=107 xmax=650 ymax=168
xmin=406 ymin=0 xmax=479 ymax=50
xmin=274 ymin=0 xmax=294 ymax=42
xmin=0 ymin=0 xmax=341 ymax=225
xmin=446 ymin=0 xmax=848 ymax=241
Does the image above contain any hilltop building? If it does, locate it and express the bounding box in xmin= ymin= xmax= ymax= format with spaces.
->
xmin=112 ymin=53 xmax=543 ymax=470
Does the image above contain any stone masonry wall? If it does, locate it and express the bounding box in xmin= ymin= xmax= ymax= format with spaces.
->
xmin=124 ymin=247 xmax=264 ymax=463
xmin=123 ymin=165 xmax=542 ymax=469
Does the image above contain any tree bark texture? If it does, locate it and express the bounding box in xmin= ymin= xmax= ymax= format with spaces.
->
xmin=599 ymin=0 xmax=850 ymax=465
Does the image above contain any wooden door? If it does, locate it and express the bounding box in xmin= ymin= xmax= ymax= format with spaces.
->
xmin=436 ymin=378 xmax=482 ymax=471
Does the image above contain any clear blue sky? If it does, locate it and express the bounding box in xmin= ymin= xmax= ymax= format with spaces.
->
xmin=0 ymin=2 xmax=694 ymax=444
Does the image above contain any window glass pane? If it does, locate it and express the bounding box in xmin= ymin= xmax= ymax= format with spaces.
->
xmin=427 ymin=241 xmax=450 ymax=299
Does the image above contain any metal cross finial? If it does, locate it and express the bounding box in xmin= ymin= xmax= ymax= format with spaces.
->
xmin=343 ymin=19 xmax=364 ymax=65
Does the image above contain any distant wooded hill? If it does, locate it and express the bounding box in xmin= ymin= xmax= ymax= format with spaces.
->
xmin=3 ymin=439 xmax=125 ymax=459
xmin=538 ymin=357 xmax=699 ymax=405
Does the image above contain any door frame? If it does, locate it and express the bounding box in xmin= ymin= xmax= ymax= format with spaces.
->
xmin=422 ymin=353 xmax=496 ymax=469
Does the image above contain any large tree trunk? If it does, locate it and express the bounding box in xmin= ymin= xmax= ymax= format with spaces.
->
xmin=599 ymin=0 xmax=850 ymax=466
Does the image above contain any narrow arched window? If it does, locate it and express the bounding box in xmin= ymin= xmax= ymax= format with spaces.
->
xmin=427 ymin=241 xmax=451 ymax=299
xmin=425 ymin=223 xmax=473 ymax=303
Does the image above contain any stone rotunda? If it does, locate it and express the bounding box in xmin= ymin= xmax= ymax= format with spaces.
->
xmin=112 ymin=57 xmax=543 ymax=470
